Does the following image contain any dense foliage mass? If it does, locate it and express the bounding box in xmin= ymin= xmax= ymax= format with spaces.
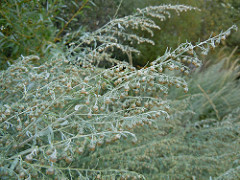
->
xmin=0 ymin=1 xmax=239 ymax=179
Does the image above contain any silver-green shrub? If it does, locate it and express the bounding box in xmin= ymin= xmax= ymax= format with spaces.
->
xmin=90 ymin=57 xmax=240 ymax=179
xmin=0 ymin=4 xmax=238 ymax=179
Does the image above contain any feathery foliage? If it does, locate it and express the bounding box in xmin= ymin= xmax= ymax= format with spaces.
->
xmin=80 ymin=56 xmax=240 ymax=179
xmin=0 ymin=2 xmax=239 ymax=180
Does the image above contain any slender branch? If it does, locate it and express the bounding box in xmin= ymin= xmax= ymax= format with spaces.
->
xmin=54 ymin=0 xmax=90 ymax=42
xmin=113 ymin=0 xmax=124 ymax=19
xmin=197 ymin=84 xmax=220 ymax=120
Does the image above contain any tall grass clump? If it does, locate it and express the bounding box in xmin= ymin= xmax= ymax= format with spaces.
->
xmin=0 ymin=4 xmax=238 ymax=179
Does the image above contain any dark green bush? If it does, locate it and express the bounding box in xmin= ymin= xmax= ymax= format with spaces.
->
xmin=0 ymin=0 xmax=89 ymax=70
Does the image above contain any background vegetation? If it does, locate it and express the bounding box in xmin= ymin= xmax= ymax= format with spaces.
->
xmin=1 ymin=0 xmax=239 ymax=69
xmin=0 ymin=0 xmax=239 ymax=179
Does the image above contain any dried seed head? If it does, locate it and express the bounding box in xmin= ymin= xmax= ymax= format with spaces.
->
xmin=100 ymin=106 xmax=105 ymax=111
xmin=93 ymin=105 xmax=99 ymax=112
xmin=50 ymin=156 xmax=57 ymax=163
xmin=89 ymin=144 xmax=96 ymax=151
xmin=150 ymin=66 xmax=155 ymax=71
xmin=81 ymin=87 xmax=87 ymax=94
xmin=158 ymin=67 xmax=163 ymax=73
xmin=65 ymin=156 xmax=73 ymax=164
xmin=84 ymin=77 xmax=89 ymax=83
xmin=134 ymin=89 xmax=139 ymax=94
xmin=184 ymin=70 xmax=189 ymax=75
xmin=19 ymin=172 xmax=25 ymax=178
xmin=86 ymin=99 xmax=90 ymax=105
xmin=113 ymin=134 xmax=121 ymax=141
xmin=131 ymin=103 xmax=136 ymax=109
xmin=137 ymin=71 xmax=142 ymax=76
xmin=105 ymin=137 xmax=112 ymax=144
xmin=144 ymin=102 xmax=149 ymax=108
xmin=76 ymin=147 xmax=84 ymax=155
xmin=105 ymin=97 xmax=111 ymax=104
xmin=46 ymin=149 xmax=52 ymax=155
xmin=67 ymin=82 xmax=72 ymax=89
xmin=97 ymin=139 xmax=104 ymax=146
xmin=16 ymin=125 xmax=22 ymax=131
xmin=88 ymin=111 xmax=92 ymax=119
xmin=24 ymin=120 xmax=29 ymax=127
xmin=25 ymin=154 xmax=33 ymax=163
xmin=46 ymin=167 xmax=55 ymax=175
xmin=131 ymin=138 xmax=137 ymax=145
xmin=124 ymin=84 xmax=130 ymax=91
